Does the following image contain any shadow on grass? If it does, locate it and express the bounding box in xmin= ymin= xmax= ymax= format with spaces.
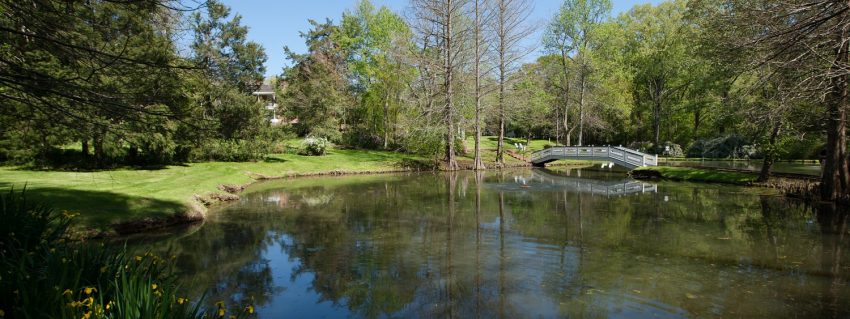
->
xmin=20 ymin=187 xmax=185 ymax=228
xmin=263 ymin=156 xmax=289 ymax=163
xmin=15 ymin=163 xmax=182 ymax=173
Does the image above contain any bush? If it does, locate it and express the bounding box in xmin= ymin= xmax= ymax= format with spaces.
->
xmin=0 ymin=189 xmax=256 ymax=319
xmin=653 ymin=142 xmax=684 ymax=157
xmin=299 ymin=136 xmax=329 ymax=156
xmin=687 ymin=135 xmax=759 ymax=159
xmin=627 ymin=141 xmax=655 ymax=153
xmin=189 ymin=139 xmax=270 ymax=162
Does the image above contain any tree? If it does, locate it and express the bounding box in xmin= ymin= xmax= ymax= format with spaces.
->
xmin=544 ymin=0 xmax=611 ymax=146
xmin=619 ymin=0 xmax=694 ymax=147
xmin=340 ymin=0 xmax=414 ymax=149
xmin=283 ymin=19 xmax=354 ymax=142
xmin=708 ymin=0 xmax=850 ymax=202
xmin=492 ymin=0 xmax=535 ymax=164
xmin=190 ymin=0 xmax=268 ymax=140
xmin=0 ymin=0 xmax=195 ymax=166
xmin=471 ymin=0 xmax=491 ymax=170
xmin=411 ymin=0 xmax=469 ymax=170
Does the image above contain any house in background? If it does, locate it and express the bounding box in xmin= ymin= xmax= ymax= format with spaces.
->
xmin=252 ymin=81 xmax=281 ymax=125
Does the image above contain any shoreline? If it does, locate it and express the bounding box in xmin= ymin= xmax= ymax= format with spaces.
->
xmin=81 ymin=160 xmax=593 ymax=239
xmin=49 ymin=160 xmax=821 ymax=239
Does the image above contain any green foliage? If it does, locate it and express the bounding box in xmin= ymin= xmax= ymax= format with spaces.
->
xmin=299 ymin=137 xmax=330 ymax=156
xmin=0 ymin=189 xmax=219 ymax=318
xmin=189 ymin=139 xmax=271 ymax=162
xmin=687 ymin=135 xmax=759 ymax=159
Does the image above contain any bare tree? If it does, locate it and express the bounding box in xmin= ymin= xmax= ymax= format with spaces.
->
xmin=411 ymin=0 xmax=469 ymax=170
xmin=491 ymin=0 xmax=536 ymax=164
xmin=471 ymin=0 xmax=494 ymax=170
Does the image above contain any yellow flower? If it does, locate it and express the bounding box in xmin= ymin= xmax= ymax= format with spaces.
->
xmin=177 ymin=298 xmax=186 ymax=305
xmin=215 ymin=301 xmax=225 ymax=308
xmin=81 ymin=311 xmax=91 ymax=319
xmin=153 ymin=290 xmax=162 ymax=298
xmin=218 ymin=308 xmax=225 ymax=317
xmin=84 ymin=287 xmax=97 ymax=295
xmin=134 ymin=256 xmax=143 ymax=262
xmin=62 ymin=289 xmax=73 ymax=296
xmin=105 ymin=303 xmax=110 ymax=310
xmin=245 ymin=305 xmax=254 ymax=314
xmin=229 ymin=316 xmax=236 ymax=319
xmin=151 ymin=283 xmax=158 ymax=290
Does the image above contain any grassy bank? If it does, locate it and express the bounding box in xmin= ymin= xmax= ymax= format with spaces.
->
xmin=0 ymin=149 xmax=427 ymax=236
xmin=632 ymin=166 xmax=758 ymax=185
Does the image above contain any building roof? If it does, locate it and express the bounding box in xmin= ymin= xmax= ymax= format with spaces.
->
xmin=253 ymin=83 xmax=275 ymax=95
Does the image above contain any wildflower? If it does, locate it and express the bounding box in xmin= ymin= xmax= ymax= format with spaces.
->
xmin=153 ymin=290 xmax=162 ymax=298
xmin=134 ymin=256 xmax=142 ymax=262
xmin=215 ymin=301 xmax=225 ymax=308
xmin=151 ymin=283 xmax=158 ymax=290
xmin=84 ymin=287 xmax=97 ymax=295
xmin=105 ymin=303 xmax=110 ymax=310
xmin=245 ymin=305 xmax=254 ymax=314
xmin=63 ymin=289 xmax=73 ymax=296
xmin=177 ymin=298 xmax=186 ymax=305
xmin=218 ymin=308 xmax=226 ymax=317
xmin=81 ymin=311 xmax=91 ymax=319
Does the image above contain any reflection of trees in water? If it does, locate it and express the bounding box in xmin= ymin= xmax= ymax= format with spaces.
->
xmin=141 ymin=219 xmax=282 ymax=310
xmin=135 ymin=171 xmax=850 ymax=318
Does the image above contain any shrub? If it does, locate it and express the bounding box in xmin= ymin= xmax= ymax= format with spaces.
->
xmin=687 ymin=135 xmax=758 ymax=159
xmin=299 ymin=136 xmax=329 ymax=156
xmin=653 ymin=142 xmax=684 ymax=157
xmin=189 ymin=139 xmax=270 ymax=162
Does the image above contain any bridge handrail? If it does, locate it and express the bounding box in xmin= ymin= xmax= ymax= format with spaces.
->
xmin=531 ymin=145 xmax=657 ymax=168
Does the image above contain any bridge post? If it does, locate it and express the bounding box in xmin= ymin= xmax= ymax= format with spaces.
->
xmin=641 ymin=155 xmax=645 ymax=167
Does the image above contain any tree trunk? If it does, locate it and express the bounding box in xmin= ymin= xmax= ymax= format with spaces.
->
xmin=821 ymin=33 xmax=850 ymax=203
xmin=473 ymin=0 xmax=485 ymax=170
xmin=578 ymin=74 xmax=586 ymax=146
xmin=653 ymin=100 xmax=662 ymax=146
xmin=758 ymin=121 xmax=781 ymax=183
xmin=383 ymin=92 xmax=390 ymax=149
xmin=444 ymin=0 xmax=458 ymax=171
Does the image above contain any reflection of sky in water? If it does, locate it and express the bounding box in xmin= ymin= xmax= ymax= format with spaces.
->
xmin=136 ymin=170 xmax=850 ymax=318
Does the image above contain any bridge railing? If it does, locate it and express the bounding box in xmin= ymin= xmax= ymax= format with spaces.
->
xmin=531 ymin=145 xmax=658 ymax=167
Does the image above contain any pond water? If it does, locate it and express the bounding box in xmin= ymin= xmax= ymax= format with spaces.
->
xmin=660 ymin=160 xmax=822 ymax=176
xmin=134 ymin=169 xmax=850 ymax=318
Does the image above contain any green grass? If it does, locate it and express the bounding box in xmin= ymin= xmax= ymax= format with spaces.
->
xmin=633 ymin=166 xmax=758 ymax=185
xmin=0 ymin=148 xmax=425 ymax=232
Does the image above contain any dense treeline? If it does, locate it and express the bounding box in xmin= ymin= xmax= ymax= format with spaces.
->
xmin=0 ymin=0 xmax=279 ymax=167
xmin=2 ymin=0 xmax=849 ymax=202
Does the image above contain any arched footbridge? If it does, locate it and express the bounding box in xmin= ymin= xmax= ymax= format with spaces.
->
xmin=531 ymin=146 xmax=658 ymax=170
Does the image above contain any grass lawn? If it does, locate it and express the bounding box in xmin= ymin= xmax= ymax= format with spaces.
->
xmin=633 ymin=166 xmax=758 ymax=185
xmin=0 ymin=148 xmax=425 ymax=233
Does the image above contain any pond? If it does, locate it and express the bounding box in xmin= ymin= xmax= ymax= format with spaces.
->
xmin=133 ymin=169 xmax=850 ymax=318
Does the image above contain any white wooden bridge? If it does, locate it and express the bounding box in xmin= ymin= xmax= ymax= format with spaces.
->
xmin=531 ymin=146 xmax=658 ymax=169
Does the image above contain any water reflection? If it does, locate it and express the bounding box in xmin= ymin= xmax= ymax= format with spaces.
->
xmin=136 ymin=169 xmax=850 ymax=318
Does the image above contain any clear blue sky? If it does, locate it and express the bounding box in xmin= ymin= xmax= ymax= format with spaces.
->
xmin=220 ymin=0 xmax=663 ymax=77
